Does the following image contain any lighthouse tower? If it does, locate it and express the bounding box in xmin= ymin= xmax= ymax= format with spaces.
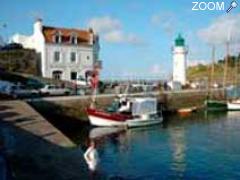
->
xmin=172 ymin=34 xmax=188 ymax=85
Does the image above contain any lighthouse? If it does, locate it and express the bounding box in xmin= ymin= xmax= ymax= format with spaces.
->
xmin=172 ymin=34 xmax=188 ymax=85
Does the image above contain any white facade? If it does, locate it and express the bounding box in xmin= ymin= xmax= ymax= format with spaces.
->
xmin=11 ymin=19 xmax=100 ymax=81
xmin=44 ymin=44 xmax=94 ymax=79
xmin=172 ymin=35 xmax=188 ymax=85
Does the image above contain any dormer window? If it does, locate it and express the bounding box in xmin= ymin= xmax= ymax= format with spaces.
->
xmin=54 ymin=31 xmax=62 ymax=43
xmin=70 ymin=33 xmax=78 ymax=44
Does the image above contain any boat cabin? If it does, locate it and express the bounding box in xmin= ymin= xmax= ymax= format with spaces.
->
xmin=107 ymin=97 xmax=157 ymax=116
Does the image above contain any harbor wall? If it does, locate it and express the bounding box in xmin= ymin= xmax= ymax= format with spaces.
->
xmin=0 ymin=101 xmax=89 ymax=179
xmin=30 ymin=89 xmax=225 ymax=122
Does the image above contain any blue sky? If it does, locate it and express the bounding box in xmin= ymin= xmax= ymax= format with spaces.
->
xmin=1 ymin=0 xmax=240 ymax=79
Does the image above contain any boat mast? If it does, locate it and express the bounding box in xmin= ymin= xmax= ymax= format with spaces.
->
xmin=223 ymin=41 xmax=230 ymax=98
xmin=209 ymin=45 xmax=215 ymax=99
xmin=234 ymin=44 xmax=238 ymax=87
xmin=223 ymin=28 xmax=232 ymax=98
xmin=234 ymin=43 xmax=240 ymax=98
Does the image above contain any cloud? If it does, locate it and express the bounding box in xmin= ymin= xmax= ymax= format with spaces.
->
xmin=87 ymin=16 xmax=144 ymax=45
xmin=149 ymin=64 xmax=167 ymax=76
xmin=198 ymin=13 xmax=240 ymax=44
xmin=150 ymin=12 xmax=176 ymax=36
xmin=103 ymin=30 xmax=144 ymax=45
xmin=150 ymin=64 xmax=161 ymax=74
xmin=87 ymin=16 xmax=121 ymax=33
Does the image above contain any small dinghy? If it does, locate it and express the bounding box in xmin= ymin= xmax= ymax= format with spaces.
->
xmin=177 ymin=107 xmax=197 ymax=115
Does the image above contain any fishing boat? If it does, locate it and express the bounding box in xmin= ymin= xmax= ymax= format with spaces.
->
xmin=205 ymin=99 xmax=227 ymax=111
xmin=87 ymin=96 xmax=163 ymax=128
xmin=86 ymin=64 xmax=163 ymax=128
xmin=205 ymin=45 xmax=227 ymax=111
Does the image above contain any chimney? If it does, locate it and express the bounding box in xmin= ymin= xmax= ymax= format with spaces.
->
xmin=89 ymin=28 xmax=94 ymax=44
xmin=34 ymin=18 xmax=43 ymax=35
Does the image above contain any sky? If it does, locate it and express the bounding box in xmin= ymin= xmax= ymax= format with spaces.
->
xmin=0 ymin=0 xmax=240 ymax=79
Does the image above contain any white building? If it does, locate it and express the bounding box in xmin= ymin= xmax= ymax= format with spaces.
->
xmin=172 ymin=34 xmax=188 ymax=85
xmin=11 ymin=19 xmax=101 ymax=81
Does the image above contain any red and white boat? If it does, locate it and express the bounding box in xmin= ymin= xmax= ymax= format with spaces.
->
xmin=86 ymin=66 xmax=162 ymax=128
xmin=86 ymin=97 xmax=163 ymax=128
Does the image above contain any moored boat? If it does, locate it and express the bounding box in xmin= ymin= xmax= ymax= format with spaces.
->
xmin=87 ymin=97 xmax=163 ymax=128
xmin=86 ymin=65 xmax=163 ymax=128
xmin=227 ymin=99 xmax=240 ymax=111
xmin=205 ymin=99 xmax=227 ymax=111
xmin=177 ymin=106 xmax=197 ymax=116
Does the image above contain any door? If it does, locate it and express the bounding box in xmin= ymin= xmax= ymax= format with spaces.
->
xmin=52 ymin=71 xmax=62 ymax=80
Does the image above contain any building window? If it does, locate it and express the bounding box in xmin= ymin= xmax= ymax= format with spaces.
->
xmin=86 ymin=56 xmax=90 ymax=60
xmin=70 ymin=52 xmax=76 ymax=62
xmin=54 ymin=51 xmax=60 ymax=62
xmin=70 ymin=35 xmax=77 ymax=44
xmin=54 ymin=32 xmax=61 ymax=43
xmin=52 ymin=70 xmax=62 ymax=80
xmin=71 ymin=72 xmax=77 ymax=80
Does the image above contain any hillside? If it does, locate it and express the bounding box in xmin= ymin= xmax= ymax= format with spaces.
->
xmin=187 ymin=55 xmax=240 ymax=85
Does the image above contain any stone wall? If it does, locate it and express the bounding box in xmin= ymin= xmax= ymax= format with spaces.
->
xmin=0 ymin=49 xmax=40 ymax=75
xmin=30 ymin=89 xmax=225 ymax=122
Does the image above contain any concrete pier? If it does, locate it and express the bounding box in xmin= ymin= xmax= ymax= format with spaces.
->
xmin=0 ymin=101 xmax=73 ymax=147
xmin=0 ymin=101 xmax=91 ymax=180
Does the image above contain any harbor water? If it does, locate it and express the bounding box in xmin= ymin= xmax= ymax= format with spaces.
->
xmin=52 ymin=111 xmax=240 ymax=179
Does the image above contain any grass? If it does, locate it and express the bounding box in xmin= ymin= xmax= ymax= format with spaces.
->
xmin=187 ymin=63 xmax=240 ymax=85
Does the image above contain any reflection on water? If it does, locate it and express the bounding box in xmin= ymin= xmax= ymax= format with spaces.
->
xmin=66 ymin=111 xmax=240 ymax=179
xmin=169 ymin=126 xmax=186 ymax=177
xmin=227 ymin=111 xmax=240 ymax=119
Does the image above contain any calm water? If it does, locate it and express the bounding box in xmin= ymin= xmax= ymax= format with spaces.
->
xmin=60 ymin=111 xmax=240 ymax=179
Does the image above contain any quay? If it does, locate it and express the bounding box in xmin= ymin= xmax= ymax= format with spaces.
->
xmin=29 ymin=88 xmax=225 ymax=121
xmin=0 ymin=101 xmax=73 ymax=146
xmin=0 ymin=101 xmax=90 ymax=180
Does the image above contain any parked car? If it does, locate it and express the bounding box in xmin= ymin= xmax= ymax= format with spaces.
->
xmin=75 ymin=76 xmax=91 ymax=87
xmin=39 ymin=84 xmax=71 ymax=96
xmin=5 ymin=85 xmax=39 ymax=98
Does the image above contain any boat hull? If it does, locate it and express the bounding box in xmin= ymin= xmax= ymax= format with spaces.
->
xmin=126 ymin=117 xmax=163 ymax=128
xmin=88 ymin=115 xmax=127 ymax=127
xmin=205 ymin=100 xmax=227 ymax=111
xmin=87 ymin=108 xmax=163 ymax=128
xmin=227 ymin=102 xmax=240 ymax=111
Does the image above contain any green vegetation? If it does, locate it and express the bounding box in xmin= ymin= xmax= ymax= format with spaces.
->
xmin=0 ymin=49 xmax=40 ymax=75
xmin=187 ymin=54 xmax=240 ymax=84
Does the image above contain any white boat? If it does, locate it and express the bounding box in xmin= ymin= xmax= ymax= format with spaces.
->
xmin=87 ymin=97 xmax=163 ymax=128
xmin=227 ymin=99 xmax=240 ymax=111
